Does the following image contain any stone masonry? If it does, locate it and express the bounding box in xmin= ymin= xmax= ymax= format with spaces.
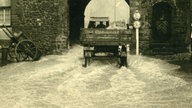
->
xmin=129 ymin=0 xmax=191 ymax=54
xmin=11 ymin=0 xmax=69 ymax=54
xmin=10 ymin=0 xmax=191 ymax=55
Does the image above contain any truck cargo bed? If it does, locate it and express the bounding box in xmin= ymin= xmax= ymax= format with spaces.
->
xmin=80 ymin=29 xmax=132 ymax=46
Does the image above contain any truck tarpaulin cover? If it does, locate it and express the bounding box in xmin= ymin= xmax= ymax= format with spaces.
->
xmin=84 ymin=0 xmax=130 ymax=28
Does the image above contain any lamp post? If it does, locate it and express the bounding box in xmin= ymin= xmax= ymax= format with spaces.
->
xmin=133 ymin=10 xmax=141 ymax=55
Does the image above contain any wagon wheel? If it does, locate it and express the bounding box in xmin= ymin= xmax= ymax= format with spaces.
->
xmin=119 ymin=56 xmax=127 ymax=67
xmin=119 ymin=46 xmax=128 ymax=67
xmin=84 ymin=51 xmax=91 ymax=67
xmin=84 ymin=57 xmax=89 ymax=67
xmin=15 ymin=40 xmax=38 ymax=62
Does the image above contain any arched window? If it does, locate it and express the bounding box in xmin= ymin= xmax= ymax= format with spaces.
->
xmin=84 ymin=0 xmax=130 ymax=28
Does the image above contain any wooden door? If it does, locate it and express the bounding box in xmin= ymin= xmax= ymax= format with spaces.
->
xmin=152 ymin=2 xmax=172 ymax=42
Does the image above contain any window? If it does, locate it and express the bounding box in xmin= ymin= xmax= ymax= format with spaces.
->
xmin=0 ymin=7 xmax=11 ymax=26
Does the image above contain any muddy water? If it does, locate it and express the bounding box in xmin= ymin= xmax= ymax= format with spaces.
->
xmin=0 ymin=45 xmax=191 ymax=108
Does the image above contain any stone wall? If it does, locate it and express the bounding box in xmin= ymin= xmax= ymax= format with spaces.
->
xmin=129 ymin=0 xmax=190 ymax=54
xmin=11 ymin=0 xmax=69 ymax=54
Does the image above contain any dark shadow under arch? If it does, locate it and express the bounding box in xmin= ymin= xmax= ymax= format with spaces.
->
xmin=68 ymin=0 xmax=90 ymax=44
xmin=125 ymin=0 xmax=130 ymax=5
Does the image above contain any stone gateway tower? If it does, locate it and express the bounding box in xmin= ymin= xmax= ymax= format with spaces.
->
xmin=11 ymin=0 xmax=69 ymax=54
xmin=8 ymin=0 xmax=191 ymax=54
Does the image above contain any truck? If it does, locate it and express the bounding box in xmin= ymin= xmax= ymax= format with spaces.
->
xmin=80 ymin=17 xmax=132 ymax=67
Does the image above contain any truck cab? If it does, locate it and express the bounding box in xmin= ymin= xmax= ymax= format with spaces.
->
xmin=87 ymin=17 xmax=109 ymax=29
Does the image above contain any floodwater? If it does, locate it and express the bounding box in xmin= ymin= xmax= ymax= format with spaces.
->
xmin=0 ymin=45 xmax=191 ymax=108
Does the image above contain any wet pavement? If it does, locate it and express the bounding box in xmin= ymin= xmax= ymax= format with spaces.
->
xmin=0 ymin=45 xmax=191 ymax=108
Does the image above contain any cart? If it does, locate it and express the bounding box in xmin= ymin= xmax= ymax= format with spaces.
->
xmin=80 ymin=17 xmax=132 ymax=67
xmin=1 ymin=25 xmax=42 ymax=62
xmin=80 ymin=28 xmax=132 ymax=67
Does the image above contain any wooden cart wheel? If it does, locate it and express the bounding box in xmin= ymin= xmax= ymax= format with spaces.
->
xmin=15 ymin=40 xmax=38 ymax=62
xmin=84 ymin=57 xmax=89 ymax=67
xmin=119 ymin=46 xmax=128 ymax=67
xmin=120 ymin=57 xmax=127 ymax=67
xmin=84 ymin=50 xmax=91 ymax=67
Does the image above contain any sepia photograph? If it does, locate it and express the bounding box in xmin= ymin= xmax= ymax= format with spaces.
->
xmin=0 ymin=0 xmax=192 ymax=107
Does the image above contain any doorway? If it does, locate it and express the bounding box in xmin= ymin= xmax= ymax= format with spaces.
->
xmin=152 ymin=2 xmax=172 ymax=42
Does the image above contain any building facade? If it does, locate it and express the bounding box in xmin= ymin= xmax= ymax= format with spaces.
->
xmin=7 ymin=0 xmax=192 ymax=54
xmin=11 ymin=0 xmax=69 ymax=54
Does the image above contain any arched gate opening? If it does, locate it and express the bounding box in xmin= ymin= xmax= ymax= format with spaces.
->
xmin=68 ymin=0 xmax=130 ymax=45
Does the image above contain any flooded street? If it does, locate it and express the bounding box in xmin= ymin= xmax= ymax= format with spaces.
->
xmin=0 ymin=45 xmax=192 ymax=108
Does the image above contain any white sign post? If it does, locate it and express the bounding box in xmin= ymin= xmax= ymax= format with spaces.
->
xmin=136 ymin=27 xmax=139 ymax=55
xmin=133 ymin=10 xmax=141 ymax=55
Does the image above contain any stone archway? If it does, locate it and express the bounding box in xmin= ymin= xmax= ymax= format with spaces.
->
xmin=68 ymin=0 xmax=130 ymax=44
xmin=84 ymin=0 xmax=130 ymax=29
